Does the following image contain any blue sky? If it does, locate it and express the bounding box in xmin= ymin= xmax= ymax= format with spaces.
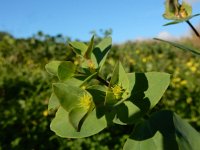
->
xmin=0 ymin=0 xmax=200 ymax=43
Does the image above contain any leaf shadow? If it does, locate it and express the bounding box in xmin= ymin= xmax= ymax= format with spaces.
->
xmin=129 ymin=73 xmax=150 ymax=113
xmin=129 ymin=110 xmax=179 ymax=150
xmin=93 ymin=44 xmax=111 ymax=65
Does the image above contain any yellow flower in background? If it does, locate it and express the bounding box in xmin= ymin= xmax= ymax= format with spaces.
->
xmin=186 ymin=60 xmax=193 ymax=67
xmin=135 ymin=49 xmax=140 ymax=54
xmin=180 ymin=80 xmax=187 ymax=86
xmin=186 ymin=97 xmax=192 ymax=104
xmin=129 ymin=58 xmax=136 ymax=65
xmin=142 ymin=58 xmax=147 ymax=63
xmin=172 ymin=77 xmax=181 ymax=83
xmin=43 ymin=110 xmax=48 ymax=117
xmin=190 ymin=66 xmax=197 ymax=73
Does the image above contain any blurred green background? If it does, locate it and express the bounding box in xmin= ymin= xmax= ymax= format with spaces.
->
xmin=1 ymin=29 xmax=200 ymax=150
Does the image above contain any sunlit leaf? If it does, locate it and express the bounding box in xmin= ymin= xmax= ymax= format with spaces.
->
xmin=69 ymin=41 xmax=88 ymax=56
xmin=48 ymin=92 xmax=60 ymax=111
xmin=50 ymin=107 xmax=107 ymax=138
xmin=45 ymin=61 xmax=62 ymax=76
xmin=58 ymin=61 xmax=76 ymax=81
xmin=84 ymin=35 xmax=94 ymax=59
xmin=93 ymin=36 xmax=112 ymax=71
xmin=68 ymin=107 xmax=88 ymax=131
xmin=53 ymin=83 xmax=86 ymax=112
xmin=127 ymin=72 xmax=170 ymax=111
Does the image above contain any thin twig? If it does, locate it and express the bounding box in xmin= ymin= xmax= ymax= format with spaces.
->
xmin=186 ymin=20 xmax=200 ymax=38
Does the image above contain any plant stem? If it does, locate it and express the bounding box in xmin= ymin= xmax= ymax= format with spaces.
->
xmin=186 ymin=20 xmax=200 ymax=39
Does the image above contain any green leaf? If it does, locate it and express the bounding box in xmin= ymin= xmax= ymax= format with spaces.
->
xmin=154 ymin=38 xmax=200 ymax=55
xmin=50 ymin=107 xmax=107 ymax=138
xmin=105 ymin=62 xmax=130 ymax=106
xmin=58 ymin=61 xmax=76 ymax=81
xmin=127 ymin=72 xmax=170 ymax=111
xmin=173 ymin=113 xmax=200 ymax=150
xmin=84 ymin=35 xmax=94 ymax=59
xmin=123 ymin=110 xmax=200 ymax=150
xmin=69 ymin=41 xmax=88 ymax=56
xmin=93 ymin=37 xmax=112 ymax=70
xmin=113 ymin=101 xmax=143 ymax=125
xmin=45 ymin=61 xmax=76 ymax=79
xmin=68 ymin=107 xmax=88 ymax=131
xmin=123 ymin=132 xmax=164 ymax=150
xmin=48 ymin=92 xmax=60 ymax=111
xmin=53 ymin=83 xmax=86 ymax=112
xmin=163 ymin=14 xmax=200 ymax=26
xmin=45 ymin=61 xmax=62 ymax=76
xmin=110 ymin=62 xmax=129 ymax=87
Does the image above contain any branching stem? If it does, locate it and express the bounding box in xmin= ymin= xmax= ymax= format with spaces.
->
xmin=186 ymin=20 xmax=200 ymax=39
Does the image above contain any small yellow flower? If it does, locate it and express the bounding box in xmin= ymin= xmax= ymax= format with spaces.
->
xmin=79 ymin=93 xmax=92 ymax=110
xmin=180 ymin=80 xmax=187 ymax=86
xmin=129 ymin=58 xmax=136 ymax=65
xmin=74 ymin=60 xmax=79 ymax=65
xmin=112 ymin=85 xmax=123 ymax=99
xmin=135 ymin=49 xmax=140 ymax=54
xmin=190 ymin=66 xmax=197 ymax=73
xmin=172 ymin=77 xmax=181 ymax=83
xmin=142 ymin=58 xmax=147 ymax=63
xmin=186 ymin=61 xmax=193 ymax=67
xmin=186 ymin=97 xmax=192 ymax=104
xmin=43 ymin=110 xmax=48 ymax=117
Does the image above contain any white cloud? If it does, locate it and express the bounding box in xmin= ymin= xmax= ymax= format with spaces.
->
xmin=156 ymin=31 xmax=177 ymax=41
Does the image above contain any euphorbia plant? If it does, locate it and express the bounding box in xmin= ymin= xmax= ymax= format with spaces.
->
xmin=45 ymin=0 xmax=200 ymax=149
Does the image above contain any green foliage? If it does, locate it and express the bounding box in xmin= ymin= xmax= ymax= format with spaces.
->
xmin=124 ymin=110 xmax=200 ymax=150
xmin=1 ymin=28 xmax=200 ymax=149
xmin=45 ymin=34 xmax=200 ymax=149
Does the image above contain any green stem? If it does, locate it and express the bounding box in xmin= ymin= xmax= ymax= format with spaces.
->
xmin=186 ymin=20 xmax=200 ymax=39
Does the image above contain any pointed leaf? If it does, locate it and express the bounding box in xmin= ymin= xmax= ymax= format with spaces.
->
xmin=128 ymin=72 xmax=170 ymax=110
xmin=58 ymin=61 xmax=76 ymax=81
xmin=93 ymin=37 xmax=112 ymax=70
xmin=154 ymin=38 xmax=200 ymax=55
xmin=48 ymin=92 xmax=60 ymax=111
xmin=69 ymin=41 xmax=88 ymax=56
xmin=84 ymin=35 xmax=94 ymax=59
xmin=50 ymin=107 xmax=107 ymax=138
